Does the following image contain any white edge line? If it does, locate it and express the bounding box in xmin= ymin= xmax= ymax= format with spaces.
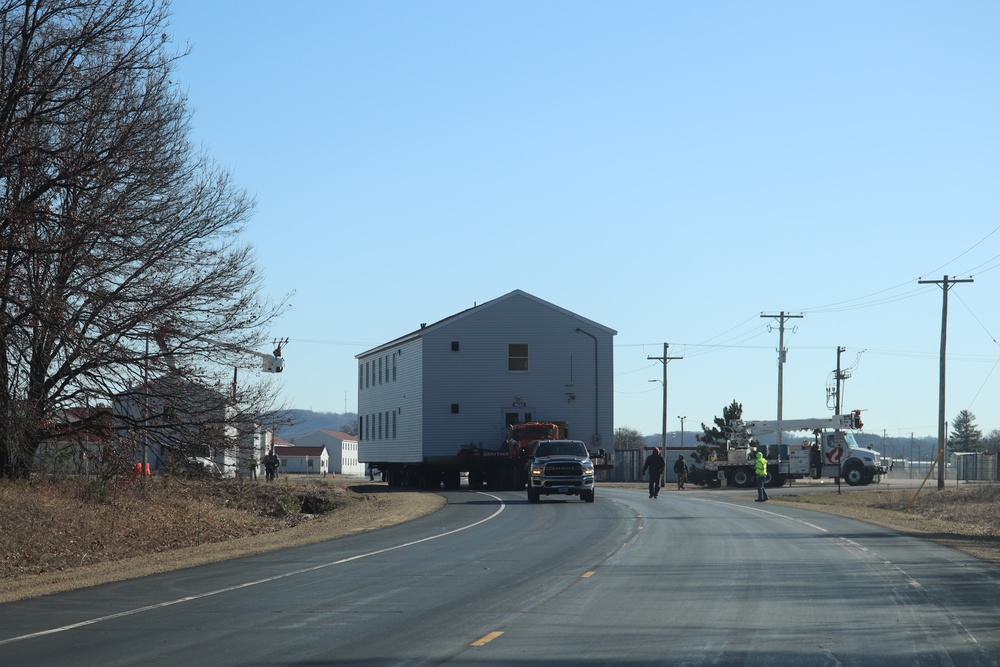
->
xmin=0 ymin=492 xmax=506 ymax=646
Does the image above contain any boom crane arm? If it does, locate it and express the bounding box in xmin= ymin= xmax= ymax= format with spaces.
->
xmin=154 ymin=327 xmax=288 ymax=373
xmin=730 ymin=411 xmax=863 ymax=438
xmin=198 ymin=336 xmax=288 ymax=373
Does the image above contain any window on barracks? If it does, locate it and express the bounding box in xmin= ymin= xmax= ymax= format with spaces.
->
xmin=508 ymin=343 xmax=529 ymax=372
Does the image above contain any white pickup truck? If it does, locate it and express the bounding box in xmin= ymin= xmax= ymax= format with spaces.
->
xmin=527 ymin=439 xmax=596 ymax=503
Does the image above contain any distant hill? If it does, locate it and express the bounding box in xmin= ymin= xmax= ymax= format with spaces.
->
xmin=269 ymin=409 xmax=358 ymax=443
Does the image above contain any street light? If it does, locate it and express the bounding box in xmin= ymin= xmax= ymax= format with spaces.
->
xmin=678 ymin=415 xmax=687 ymax=447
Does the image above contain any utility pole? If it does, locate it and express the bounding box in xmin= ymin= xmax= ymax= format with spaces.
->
xmin=918 ymin=275 xmax=973 ymax=491
xmin=761 ymin=312 xmax=803 ymax=445
xmin=648 ymin=343 xmax=683 ymax=486
xmin=833 ymin=346 xmax=848 ymax=415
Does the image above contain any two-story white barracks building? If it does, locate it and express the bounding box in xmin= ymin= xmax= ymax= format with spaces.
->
xmin=356 ymin=290 xmax=616 ymax=487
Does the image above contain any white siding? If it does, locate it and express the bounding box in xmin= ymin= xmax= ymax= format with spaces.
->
xmin=296 ymin=431 xmax=364 ymax=476
xmin=278 ymin=450 xmax=329 ymax=475
xmin=358 ymin=337 xmax=423 ymax=463
xmin=420 ymin=294 xmax=613 ymax=454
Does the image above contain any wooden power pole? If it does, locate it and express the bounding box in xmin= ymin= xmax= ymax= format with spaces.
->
xmin=761 ymin=311 xmax=803 ymax=445
xmin=918 ymin=275 xmax=973 ymax=490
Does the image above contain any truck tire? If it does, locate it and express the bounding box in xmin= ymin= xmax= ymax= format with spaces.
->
xmin=581 ymin=489 xmax=595 ymax=503
xmin=527 ymin=487 xmax=540 ymax=503
xmin=766 ymin=474 xmax=786 ymax=488
xmin=844 ymin=462 xmax=867 ymax=486
xmin=443 ymin=468 xmax=461 ymax=490
xmin=729 ymin=469 xmax=754 ymax=488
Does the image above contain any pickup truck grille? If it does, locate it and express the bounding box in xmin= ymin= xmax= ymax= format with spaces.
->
xmin=544 ymin=462 xmax=583 ymax=476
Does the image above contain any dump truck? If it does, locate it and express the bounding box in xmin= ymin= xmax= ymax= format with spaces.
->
xmin=459 ymin=421 xmax=566 ymax=491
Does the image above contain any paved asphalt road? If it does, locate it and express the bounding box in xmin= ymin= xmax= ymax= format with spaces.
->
xmin=1 ymin=485 xmax=998 ymax=666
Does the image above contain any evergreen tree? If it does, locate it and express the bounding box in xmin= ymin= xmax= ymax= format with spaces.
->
xmin=948 ymin=410 xmax=983 ymax=453
xmin=693 ymin=400 xmax=750 ymax=464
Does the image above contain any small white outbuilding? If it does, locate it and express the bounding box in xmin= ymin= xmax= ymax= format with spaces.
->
xmin=274 ymin=444 xmax=329 ymax=475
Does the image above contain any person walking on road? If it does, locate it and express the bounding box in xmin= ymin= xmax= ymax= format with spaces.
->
xmin=754 ymin=450 xmax=769 ymax=502
xmin=642 ymin=447 xmax=665 ymax=499
xmin=673 ymin=454 xmax=689 ymax=490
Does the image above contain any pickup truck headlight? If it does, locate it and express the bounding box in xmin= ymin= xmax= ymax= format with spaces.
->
xmin=582 ymin=461 xmax=595 ymax=475
xmin=530 ymin=463 xmax=544 ymax=476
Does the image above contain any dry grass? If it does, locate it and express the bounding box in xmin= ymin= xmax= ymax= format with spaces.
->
xmin=773 ymin=483 xmax=1000 ymax=567
xmin=0 ymin=474 xmax=444 ymax=604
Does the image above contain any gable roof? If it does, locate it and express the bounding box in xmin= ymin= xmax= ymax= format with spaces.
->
xmin=274 ymin=445 xmax=327 ymax=457
xmin=319 ymin=430 xmax=357 ymax=440
xmin=357 ymin=289 xmax=616 ymax=358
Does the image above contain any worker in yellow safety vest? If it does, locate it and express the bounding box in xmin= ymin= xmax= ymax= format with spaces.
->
xmin=754 ymin=450 xmax=769 ymax=502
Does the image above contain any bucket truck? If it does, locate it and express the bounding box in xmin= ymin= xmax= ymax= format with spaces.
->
xmin=705 ymin=411 xmax=886 ymax=488
xmin=147 ymin=328 xmax=288 ymax=477
xmin=154 ymin=327 xmax=287 ymax=385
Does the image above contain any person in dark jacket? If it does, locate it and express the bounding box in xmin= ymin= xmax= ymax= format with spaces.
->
xmin=642 ymin=448 xmax=665 ymax=499
xmin=673 ymin=454 xmax=689 ymax=490
xmin=263 ymin=449 xmax=280 ymax=482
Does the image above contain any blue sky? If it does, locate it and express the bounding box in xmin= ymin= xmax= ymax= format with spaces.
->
xmin=166 ymin=1 xmax=1000 ymax=440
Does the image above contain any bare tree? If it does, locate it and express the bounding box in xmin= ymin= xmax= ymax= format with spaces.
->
xmin=613 ymin=426 xmax=646 ymax=450
xmin=0 ymin=0 xmax=288 ymax=478
xmin=339 ymin=417 xmax=359 ymax=437
xmin=982 ymin=429 xmax=1000 ymax=455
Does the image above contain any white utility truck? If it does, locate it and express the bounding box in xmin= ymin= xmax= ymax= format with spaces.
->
xmin=705 ymin=411 xmax=886 ymax=488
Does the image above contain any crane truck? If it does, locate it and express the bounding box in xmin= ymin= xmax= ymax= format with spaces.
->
xmin=147 ymin=328 xmax=288 ymax=476
xmin=704 ymin=411 xmax=887 ymax=488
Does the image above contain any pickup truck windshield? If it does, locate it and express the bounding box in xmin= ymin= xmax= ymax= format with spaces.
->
xmin=535 ymin=441 xmax=587 ymax=457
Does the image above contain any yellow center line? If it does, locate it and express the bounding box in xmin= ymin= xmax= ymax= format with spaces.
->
xmin=471 ymin=631 xmax=504 ymax=646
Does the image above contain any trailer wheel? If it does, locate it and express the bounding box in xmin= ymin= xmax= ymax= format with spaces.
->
xmin=729 ymin=469 xmax=754 ymax=488
xmin=844 ymin=462 xmax=866 ymax=486
xmin=443 ymin=469 xmax=461 ymax=490
xmin=468 ymin=469 xmax=484 ymax=490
